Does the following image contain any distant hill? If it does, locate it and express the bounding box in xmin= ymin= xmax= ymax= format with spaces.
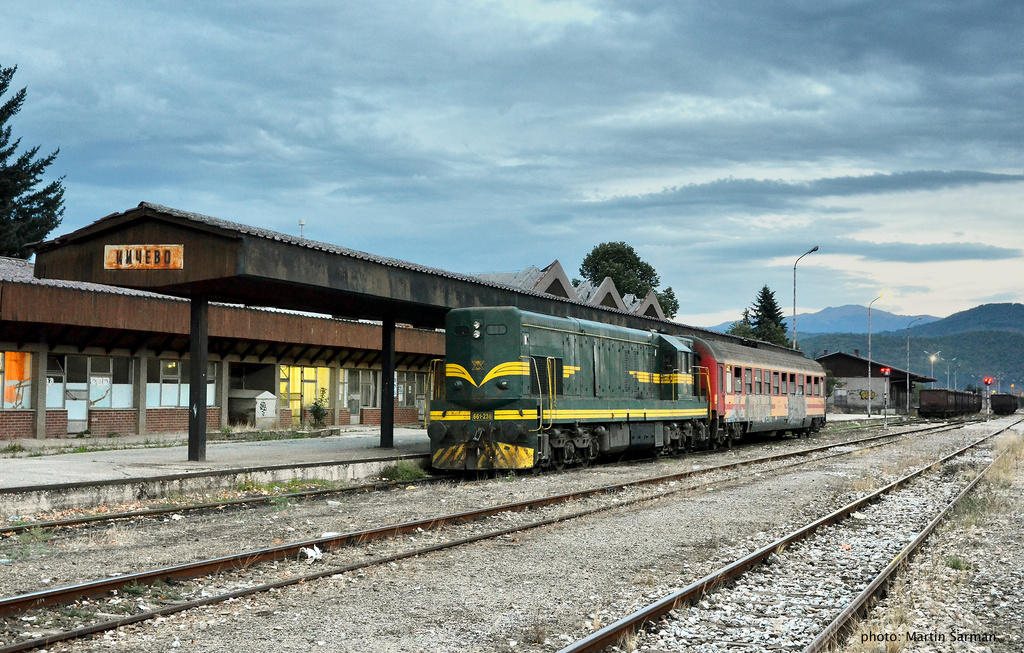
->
xmin=706 ymin=305 xmax=940 ymax=335
xmin=704 ymin=302 xmax=1024 ymax=390
xmin=798 ymin=330 xmax=1024 ymax=391
xmin=905 ymin=303 xmax=1024 ymax=337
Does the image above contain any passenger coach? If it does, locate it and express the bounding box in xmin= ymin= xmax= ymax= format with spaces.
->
xmin=691 ymin=338 xmax=827 ymax=444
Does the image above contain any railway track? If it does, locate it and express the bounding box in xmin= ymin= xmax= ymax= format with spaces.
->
xmin=0 ymin=420 xmax=974 ymax=651
xmin=1 ymin=420 xmax=954 ymax=537
xmin=558 ymin=418 xmax=1023 ymax=653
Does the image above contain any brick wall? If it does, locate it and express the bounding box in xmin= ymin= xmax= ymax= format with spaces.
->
xmin=0 ymin=411 xmax=34 ymax=440
xmin=359 ymin=407 xmax=420 ymax=426
xmin=298 ymin=408 xmax=351 ymax=428
xmin=279 ymin=407 xmax=292 ymax=430
xmin=145 ymin=407 xmax=222 ymax=434
xmin=46 ymin=410 xmax=68 ymax=438
xmin=88 ymin=410 xmax=139 ymax=437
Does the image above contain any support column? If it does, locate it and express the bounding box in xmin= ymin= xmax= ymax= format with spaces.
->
xmin=188 ymin=296 xmax=209 ymax=461
xmin=380 ymin=317 xmax=396 ymax=448
xmin=32 ymin=345 xmax=48 ymax=439
xmin=218 ymin=358 xmax=230 ymax=431
xmin=135 ymin=353 xmax=148 ymax=436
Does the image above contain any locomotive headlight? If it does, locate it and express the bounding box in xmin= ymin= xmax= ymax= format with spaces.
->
xmin=472 ymin=320 xmax=482 ymax=329
xmin=472 ymin=329 xmax=481 ymax=339
xmin=498 ymin=380 xmax=509 ymax=390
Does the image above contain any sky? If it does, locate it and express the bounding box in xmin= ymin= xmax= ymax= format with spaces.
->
xmin=3 ymin=1 xmax=1022 ymax=327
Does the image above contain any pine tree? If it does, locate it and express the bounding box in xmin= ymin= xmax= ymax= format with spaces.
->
xmin=0 ymin=64 xmax=65 ymax=259
xmin=749 ymin=285 xmax=789 ymax=347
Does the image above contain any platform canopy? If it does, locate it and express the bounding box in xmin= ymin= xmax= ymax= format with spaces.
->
xmin=33 ymin=202 xmax=710 ymax=333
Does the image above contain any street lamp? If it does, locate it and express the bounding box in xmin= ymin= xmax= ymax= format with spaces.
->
xmin=925 ymin=350 xmax=941 ymax=384
xmin=792 ymin=246 xmax=819 ymax=349
xmin=946 ymin=357 xmax=956 ymax=389
xmin=906 ymin=317 xmax=923 ymax=415
xmin=867 ymin=293 xmax=884 ymax=417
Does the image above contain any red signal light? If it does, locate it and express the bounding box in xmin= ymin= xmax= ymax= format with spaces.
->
xmin=983 ymin=377 xmax=993 ymax=386
xmin=880 ymin=367 xmax=891 ymax=376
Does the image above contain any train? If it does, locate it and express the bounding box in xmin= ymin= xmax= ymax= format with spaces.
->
xmin=426 ymin=306 xmax=827 ymax=471
xmin=990 ymin=393 xmax=1021 ymax=416
xmin=917 ymin=388 xmax=983 ymax=418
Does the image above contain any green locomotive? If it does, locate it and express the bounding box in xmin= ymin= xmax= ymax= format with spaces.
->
xmin=427 ymin=306 xmax=712 ymax=471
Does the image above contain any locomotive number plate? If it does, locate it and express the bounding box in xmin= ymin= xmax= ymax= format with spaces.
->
xmin=471 ymin=412 xmax=493 ymax=421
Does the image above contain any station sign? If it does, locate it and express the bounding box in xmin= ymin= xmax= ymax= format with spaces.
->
xmin=104 ymin=244 xmax=183 ymax=270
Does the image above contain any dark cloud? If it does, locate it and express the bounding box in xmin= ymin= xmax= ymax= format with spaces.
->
xmin=592 ymin=171 xmax=1024 ymax=215
xmin=2 ymin=0 xmax=1022 ymax=318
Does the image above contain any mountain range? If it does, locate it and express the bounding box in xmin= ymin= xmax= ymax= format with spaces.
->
xmin=705 ymin=304 xmax=942 ymax=335
xmin=703 ymin=303 xmax=1024 ymax=391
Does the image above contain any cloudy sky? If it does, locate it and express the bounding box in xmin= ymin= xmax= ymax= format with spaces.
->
xmin=3 ymin=1 xmax=1022 ymax=326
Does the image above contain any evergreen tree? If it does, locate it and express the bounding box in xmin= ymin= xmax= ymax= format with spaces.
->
xmin=578 ymin=241 xmax=677 ymax=318
xmin=726 ymin=308 xmax=757 ymax=339
xmin=748 ymin=285 xmax=789 ymax=347
xmin=0 ymin=64 xmax=65 ymax=259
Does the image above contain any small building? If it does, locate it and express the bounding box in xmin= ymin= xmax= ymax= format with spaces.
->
xmin=816 ymin=350 xmax=936 ymax=414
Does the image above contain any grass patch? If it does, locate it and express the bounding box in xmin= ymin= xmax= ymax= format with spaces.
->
xmin=381 ymin=460 xmax=428 ymax=482
xmin=943 ymin=554 xmax=972 ymax=570
xmin=121 ymin=581 xmax=147 ymax=596
xmin=18 ymin=526 xmax=55 ymax=543
xmin=2 ymin=442 xmax=26 ymax=454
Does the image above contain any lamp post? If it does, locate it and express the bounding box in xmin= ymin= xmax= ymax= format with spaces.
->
xmin=925 ymin=350 xmax=941 ymax=383
xmin=867 ymin=293 xmax=884 ymax=417
xmin=792 ymin=246 xmax=819 ymax=349
xmin=946 ymin=357 xmax=956 ymax=389
xmin=906 ymin=317 xmax=922 ymax=415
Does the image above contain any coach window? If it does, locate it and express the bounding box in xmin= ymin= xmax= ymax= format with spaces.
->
xmin=743 ymin=368 xmax=753 ymax=394
xmin=754 ymin=368 xmax=762 ymax=394
xmin=725 ymin=366 xmax=733 ymax=394
xmin=796 ymin=374 xmax=804 ymax=395
xmin=772 ymin=371 xmax=780 ymax=395
xmin=762 ymin=369 xmax=770 ymax=395
xmin=734 ymin=366 xmax=743 ymax=395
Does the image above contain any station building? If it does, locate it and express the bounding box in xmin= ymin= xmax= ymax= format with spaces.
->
xmin=0 ymin=256 xmax=443 ymax=440
xmin=816 ymin=350 xmax=935 ymax=414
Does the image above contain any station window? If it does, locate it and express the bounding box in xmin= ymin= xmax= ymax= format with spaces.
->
xmin=1 ymin=352 xmax=32 ymax=410
xmin=148 ymin=359 xmax=218 ymax=408
xmin=754 ymin=368 xmax=762 ymax=395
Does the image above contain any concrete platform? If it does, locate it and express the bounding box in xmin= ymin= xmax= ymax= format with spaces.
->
xmin=0 ymin=426 xmax=430 ymax=517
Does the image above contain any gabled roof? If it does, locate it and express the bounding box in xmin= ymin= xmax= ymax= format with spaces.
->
xmin=815 ymin=351 xmax=935 ymax=383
